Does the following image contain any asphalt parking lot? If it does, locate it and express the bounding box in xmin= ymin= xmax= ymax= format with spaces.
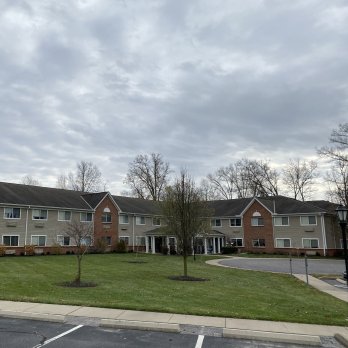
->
xmin=218 ymin=257 xmax=345 ymax=275
xmin=1 ymin=317 xmax=341 ymax=348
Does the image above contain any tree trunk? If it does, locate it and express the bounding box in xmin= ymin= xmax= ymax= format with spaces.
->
xmin=75 ymin=255 xmax=81 ymax=284
xmin=183 ymin=254 xmax=188 ymax=277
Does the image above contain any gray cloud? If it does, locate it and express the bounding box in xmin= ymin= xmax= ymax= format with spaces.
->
xmin=0 ymin=0 xmax=347 ymax=196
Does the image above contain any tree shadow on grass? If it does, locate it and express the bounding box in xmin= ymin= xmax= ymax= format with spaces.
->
xmin=57 ymin=281 xmax=97 ymax=288
xmin=168 ymin=275 xmax=209 ymax=282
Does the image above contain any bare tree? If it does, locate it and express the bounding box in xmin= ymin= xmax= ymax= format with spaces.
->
xmin=207 ymin=159 xmax=279 ymax=199
xmin=199 ymin=178 xmax=221 ymax=201
xmin=57 ymin=161 xmax=104 ymax=192
xmin=326 ymin=160 xmax=348 ymax=206
xmin=64 ymin=219 xmax=93 ymax=284
xmin=21 ymin=175 xmax=41 ymax=186
xmin=125 ymin=153 xmax=171 ymax=201
xmin=161 ymin=171 xmax=212 ymax=278
xmin=282 ymin=158 xmax=318 ymax=201
xmin=319 ymin=123 xmax=348 ymax=205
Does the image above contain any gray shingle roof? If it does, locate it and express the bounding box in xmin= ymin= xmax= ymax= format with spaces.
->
xmin=208 ymin=198 xmax=251 ymax=217
xmin=306 ymin=200 xmax=339 ymax=214
xmin=0 ymin=182 xmax=92 ymax=210
xmin=112 ymin=195 xmax=161 ymax=215
xmin=82 ymin=192 xmax=108 ymax=209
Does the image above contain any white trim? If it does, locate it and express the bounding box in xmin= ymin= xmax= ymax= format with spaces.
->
xmin=57 ymin=235 xmax=71 ymax=246
xmin=152 ymin=217 xmax=161 ymax=226
xmin=31 ymin=235 xmax=47 ymax=246
xmin=2 ymin=234 xmax=20 ymax=246
xmin=273 ymin=216 xmax=289 ymax=226
xmin=275 ymin=238 xmax=291 ymax=248
xmin=135 ymin=216 xmax=146 ymax=225
xmin=119 ymin=214 xmax=129 ymax=224
xmin=230 ymin=218 xmax=242 ymax=227
xmin=80 ymin=212 xmax=93 ymax=222
xmin=320 ymin=214 xmax=327 ymax=256
xmin=57 ymin=210 xmax=72 ymax=222
xmin=211 ymin=218 xmax=222 ymax=227
xmin=32 ymin=209 xmax=48 ymax=221
xmin=3 ymin=207 xmax=21 ymax=220
xmin=300 ymin=215 xmax=317 ymax=226
xmin=302 ymin=238 xmax=319 ymax=249
xmin=230 ymin=237 xmax=243 ymax=247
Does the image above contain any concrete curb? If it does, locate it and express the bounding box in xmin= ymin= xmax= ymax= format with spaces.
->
xmin=100 ymin=319 xmax=180 ymax=333
xmin=0 ymin=310 xmax=65 ymax=323
xmin=223 ymin=328 xmax=321 ymax=346
xmin=335 ymin=333 xmax=348 ymax=348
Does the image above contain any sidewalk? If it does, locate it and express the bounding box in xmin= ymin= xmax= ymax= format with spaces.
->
xmin=0 ymin=300 xmax=347 ymax=347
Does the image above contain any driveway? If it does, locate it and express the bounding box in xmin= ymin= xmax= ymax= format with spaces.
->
xmin=217 ymin=257 xmax=345 ymax=275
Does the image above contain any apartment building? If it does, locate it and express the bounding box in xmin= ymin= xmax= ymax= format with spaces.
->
xmin=0 ymin=182 xmax=344 ymax=256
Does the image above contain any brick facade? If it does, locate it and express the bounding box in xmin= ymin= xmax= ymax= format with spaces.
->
xmin=243 ymin=200 xmax=275 ymax=253
xmin=93 ymin=195 xmax=119 ymax=249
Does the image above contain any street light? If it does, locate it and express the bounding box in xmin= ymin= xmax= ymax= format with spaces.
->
xmin=336 ymin=205 xmax=348 ymax=287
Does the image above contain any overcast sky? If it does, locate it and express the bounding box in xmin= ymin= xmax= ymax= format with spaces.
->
xmin=0 ymin=0 xmax=347 ymax=196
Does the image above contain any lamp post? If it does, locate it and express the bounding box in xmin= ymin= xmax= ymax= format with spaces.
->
xmin=336 ymin=205 xmax=348 ymax=287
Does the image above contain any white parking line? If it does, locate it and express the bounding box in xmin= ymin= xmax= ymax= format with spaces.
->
xmin=33 ymin=324 xmax=83 ymax=347
xmin=195 ymin=334 xmax=204 ymax=348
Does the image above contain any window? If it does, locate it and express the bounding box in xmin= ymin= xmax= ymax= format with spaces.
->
xmin=251 ymin=217 xmax=264 ymax=226
xmin=102 ymin=213 xmax=112 ymax=223
xmin=136 ymin=236 xmax=146 ymax=246
xmin=32 ymin=209 xmax=47 ymax=220
xmin=211 ymin=219 xmax=222 ymax=227
xmin=300 ymin=216 xmax=317 ymax=226
xmin=273 ymin=217 xmax=289 ymax=226
xmin=252 ymin=239 xmax=265 ymax=247
xmin=57 ymin=235 xmax=70 ymax=246
xmin=230 ymin=218 xmax=241 ymax=227
xmin=340 ymin=239 xmax=348 ymax=249
xmin=120 ymin=214 xmax=129 ymax=224
xmin=230 ymin=238 xmax=243 ymax=247
xmin=31 ymin=235 xmax=46 ymax=246
xmin=101 ymin=236 xmax=112 ymax=245
xmin=58 ymin=210 xmax=71 ymax=221
xmin=80 ymin=212 xmax=93 ymax=222
xmin=3 ymin=235 xmax=19 ymax=246
xmin=81 ymin=237 xmax=92 ymax=246
xmin=119 ymin=236 xmax=130 ymax=245
xmin=136 ymin=216 xmax=145 ymax=225
xmin=153 ymin=217 xmax=161 ymax=226
xmin=302 ymin=238 xmax=319 ymax=248
xmin=276 ymin=238 xmax=291 ymax=248
xmin=4 ymin=207 xmax=21 ymax=219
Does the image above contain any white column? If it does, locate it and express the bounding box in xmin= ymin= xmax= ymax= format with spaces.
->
xmin=191 ymin=238 xmax=194 ymax=255
xmin=213 ymin=237 xmax=216 ymax=254
xmin=145 ymin=236 xmax=149 ymax=253
xmin=151 ymin=236 xmax=156 ymax=254
xmin=217 ymin=238 xmax=221 ymax=253
xmin=204 ymin=238 xmax=208 ymax=255
xmin=166 ymin=237 xmax=170 ymax=254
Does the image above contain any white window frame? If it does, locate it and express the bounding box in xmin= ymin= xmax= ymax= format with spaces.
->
xmin=2 ymin=235 xmax=19 ymax=246
xmin=31 ymin=235 xmax=46 ymax=246
xmin=102 ymin=212 xmax=112 ymax=223
xmin=57 ymin=235 xmax=71 ymax=246
xmin=32 ymin=209 xmax=48 ymax=221
xmin=81 ymin=236 xmax=92 ymax=246
xmin=136 ymin=236 xmax=146 ymax=246
xmin=136 ymin=216 xmax=146 ymax=225
xmin=58 ymin=210 xmax=72 ymax=222
xmin=230 ymin=218 xmax=241 ymax=227
xmin=119 ymin=214 xmax=129 ymax=224
xmin=273 ymin=216 xmax=289 ymax=226
xmin=230 ymin=238 xmax=243 ymax=247
xmin=4 ymin=207 xmax=21 ymax=219
xmin=302 ymin=238 xmax=319 ymax=249
xmin=275 ymin=238 xmax=291 ymax=248
xmin=119 ymin=236 xmax=130 ymax=245
xmin=152 ymin=217 xmax=161 ymax=226
xmin=80 ymin=212 xmax=93 ymax=222
xmin=211 ymin=219 xmax=222 ymax=227
xmin=251 ymin=217 xmax=264 ymax=226
xmin=300 ymin=215 xmax=317 ymax=226
xmin=252 ymin=239 xmax=266 ymax=247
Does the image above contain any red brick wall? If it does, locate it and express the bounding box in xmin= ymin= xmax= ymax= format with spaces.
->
xmin=93 ymin=195 xmax=119 ymax=247
xmin=243 ymin=200 xmax=275 ymax=253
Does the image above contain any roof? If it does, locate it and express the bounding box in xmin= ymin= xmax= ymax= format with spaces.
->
xmin=82 ymin=192 xmax=108 ymax=209
xmin=0 ymin=182 xmax=92 ymax=210
xmin=306 ymin=200 xmax=339 ymax=214
xmin=208 ymin=198 xmax=251 ymax=216
xmin=257 ymin=196 xmax=327 ymax=214
xmin=112 ymin=195 xmax=161 ymax=215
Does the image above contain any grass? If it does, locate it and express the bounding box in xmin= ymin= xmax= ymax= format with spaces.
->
xmin=0 ymin=253 xmax=347 ymax=326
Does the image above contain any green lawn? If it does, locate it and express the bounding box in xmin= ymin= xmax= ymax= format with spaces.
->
xmin=0 ymin=253 xmax=347 ymax=326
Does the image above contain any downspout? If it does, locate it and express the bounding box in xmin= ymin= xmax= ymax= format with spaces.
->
xmin=25 ymin=206 xmax=30 ymax=255
xmin=132 ymin=213 xmax=135 ymax=252
xmin=321 ymin=214 xmax=327 ymax=256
